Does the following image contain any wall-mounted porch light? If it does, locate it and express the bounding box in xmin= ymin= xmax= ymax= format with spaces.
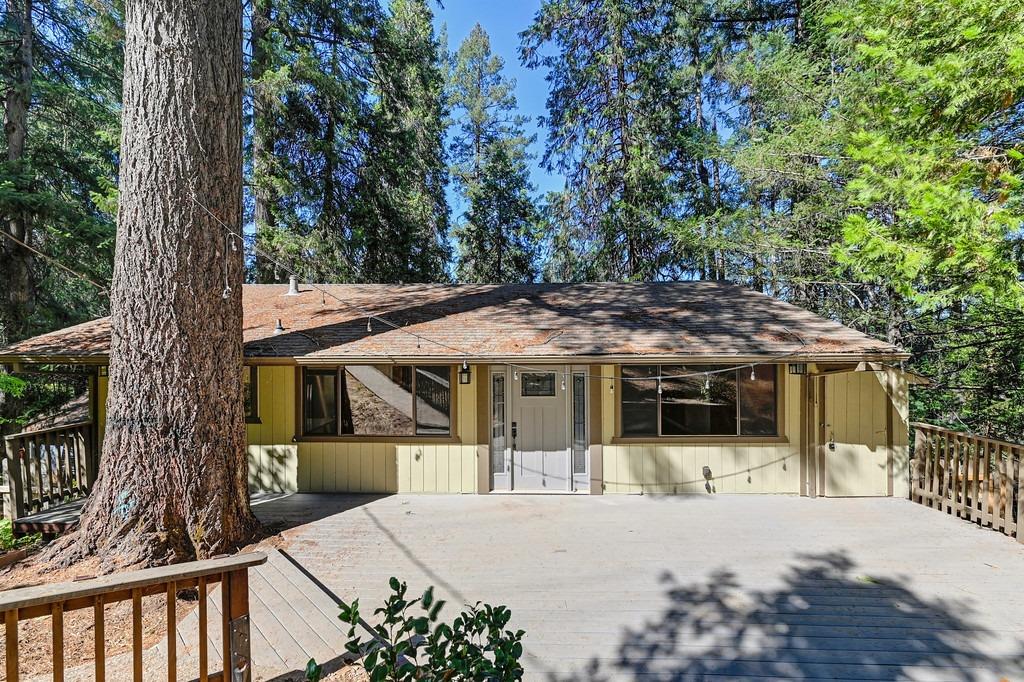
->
xmin=458 ymin=361 xmax=471 ymax=385
xmin=788 ymin=363 xmax=807 ymax=375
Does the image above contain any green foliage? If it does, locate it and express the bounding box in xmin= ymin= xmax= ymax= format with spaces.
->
xmin=521 ymin=0 xmax=681 ymax=280
xmin=348 ymin=0 xmax=451 ymax=283
xmin=0 ymin=519 xmax=39 ymax=552
xmin=307 ymin=579 xmax=525 ymax=681
xmin=247 ymin=0 xmax=380 ymax=283
xmin=0 ymin=0 xmax=121 ymax=343
xmin=448 ymin=25 xmax=540 ymax=283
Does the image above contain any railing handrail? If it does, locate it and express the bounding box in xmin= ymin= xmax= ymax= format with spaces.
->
xmin=911 ymin=422 xmax=1024 ymax=453
xmin=0 ymin=552 xmax=266 ymax=613
xmin=4 ymin=420 xmax=93 ymax=442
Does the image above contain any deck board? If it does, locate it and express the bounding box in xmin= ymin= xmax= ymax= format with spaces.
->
xmin=12 ymin=499 xmax=86 ymax=536
xmin=170 ymin=548 xmax=350 ymax=680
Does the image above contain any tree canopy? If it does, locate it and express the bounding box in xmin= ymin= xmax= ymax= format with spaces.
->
xmin=2 ymin=0 xmax=1022 ymax=438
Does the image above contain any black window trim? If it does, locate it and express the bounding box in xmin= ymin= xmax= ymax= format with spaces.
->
xmin=618 ymin=363 xmax=780 ymax=439
xmin=244 ymin=365 xmax=261 ymax=424
xmin=300 ymin=364 xmax=454 ymax=439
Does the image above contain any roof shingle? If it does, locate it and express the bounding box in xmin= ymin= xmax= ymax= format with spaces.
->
xmin=0 ymin=282 xmax=905 ymax=362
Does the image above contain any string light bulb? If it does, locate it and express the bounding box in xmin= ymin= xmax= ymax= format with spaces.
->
xmin=750 ymin=367 xmax=756 ymax=381
xmin=657 ymin=379 xmax=662 ymax=395
xmin=513 ymin=369 xmax=518 ymax=381
xmin=221 ymin=285 xmax=231 ymax=300
xmin=462 ymin=360 xmax=469 ymax=371
xmin=367 ymin=318 xmax=373 ymax=333
xmin=561 ymin=375 xmax=566 ymax=391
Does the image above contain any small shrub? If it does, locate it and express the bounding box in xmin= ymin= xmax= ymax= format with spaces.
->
xmin=0 ymin=519 xmax=39 ymax=552
xmin=307 ymin=577 xmax=525 ymax=681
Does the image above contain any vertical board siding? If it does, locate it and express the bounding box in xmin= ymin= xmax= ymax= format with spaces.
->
xmin=600 ymin=371 xmax=804 ymax=494
xmin=824 ymin=371 xmax=889 ymax=497
xmin=96 ymin=360 xmax=910 ymax=497
xmin=243 ymin=364 xmax=479 ymax=494
xmin=97 ymin=375 xmax=109 ymax=446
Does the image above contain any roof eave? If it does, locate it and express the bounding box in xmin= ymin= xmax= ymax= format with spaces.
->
xmin=2 ymin=350 xmax=911 ymax=366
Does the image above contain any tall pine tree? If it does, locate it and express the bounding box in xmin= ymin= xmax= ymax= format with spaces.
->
xmin=350 ymin=0 xmax=450 ymax=283
xmin=247 ymin=0 xmax=379 ymax=283
xmin=448 ymin=24 xmax=539 ymax=283
xmin=521 ymin=0 xmax=677 ymax=280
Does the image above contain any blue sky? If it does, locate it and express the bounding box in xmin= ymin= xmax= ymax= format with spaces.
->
xmin=433 ymin=0 xmax=564 ymax=216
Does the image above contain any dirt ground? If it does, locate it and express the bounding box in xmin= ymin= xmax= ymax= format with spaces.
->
xmin=0 ymin=550 xmax=201 ymax=680
xmin=0 ymin=531 xmax=369 ymax=682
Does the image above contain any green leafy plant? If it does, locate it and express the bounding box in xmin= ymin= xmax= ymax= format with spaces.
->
xmin=307 ymin=577 xmax=525 ymax=681
xmin=0 ymin=519 xmax=39 ymax=552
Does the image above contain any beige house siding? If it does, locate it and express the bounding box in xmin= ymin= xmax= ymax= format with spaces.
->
xmin=92 ymin=360 xmax=909 ymax=498
xmin=598 ymin=367 xmax=804 ymax=494
xmin=245 ymin=364 xmax=478 ymax=494
xmin=246 ymin=365 xmax=299 ymax=492
xmin=820 ymin=369 xmax=911 ymax=497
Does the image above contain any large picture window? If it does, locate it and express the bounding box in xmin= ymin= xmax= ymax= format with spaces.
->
xmin=302 ymin=365 xmax=452 ymax=437
xmin=620 ymin=364 xmax=778 ymax=437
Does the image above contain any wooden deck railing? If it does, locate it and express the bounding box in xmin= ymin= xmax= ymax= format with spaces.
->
xmin=3 ymin=421 xmax=97 ymax=523
xmin=0 ymin=552 xmax=266 ymax=682
xmin=911 ymin=422 xmax=1023 ymax=543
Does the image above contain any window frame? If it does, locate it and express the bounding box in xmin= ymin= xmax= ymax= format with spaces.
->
xmin=297 ymin=365 xmax=458 ymax=442
xmin=520 ymin=372 xmax=556 ymax=397
xmin=615 ymin=364 xmax=783 ymax=441
xmin=244 ymin=365 xmax=261 ymax=424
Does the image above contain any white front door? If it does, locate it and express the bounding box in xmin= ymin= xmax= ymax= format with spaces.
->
xmin=512 ymin=369 xmax=569 ymax=491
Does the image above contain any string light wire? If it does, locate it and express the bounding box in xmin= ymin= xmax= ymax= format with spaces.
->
xmin=0 ymin=230 xmax=109 ymax=294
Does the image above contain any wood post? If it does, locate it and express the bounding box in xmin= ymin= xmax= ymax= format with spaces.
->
xmin=94 ymin=596 xmax=105 ymax=682
xmin=132 ymin=588 xmax=142 ymax=682
xmin=5 ymin=608 xmax=18 ymax=682
xmin=167 ymin=582 xmax=177 ymax=682
xmin=223 ymin=568 xmax=251 ymax=681
xmin=4 ymin=437 xmax=25 ymax=521
xmin=1014 ymin=451 xmax=1023 ymax=544
xmin=981 ymin=440 xmax=993 ymax=528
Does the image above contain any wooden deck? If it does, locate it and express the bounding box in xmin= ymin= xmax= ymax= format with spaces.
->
xmin=11 ymin=498 xmax=85 ymax=537
xmin=159 ymin=548 xmax=352 ymax=680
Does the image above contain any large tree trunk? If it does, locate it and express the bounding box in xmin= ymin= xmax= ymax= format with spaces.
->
xmin=1 ymin=0 xmax=34 ymax=347
xmin=51 ymin=0 xmax=257 ymax=568
xmin=0 ymin=0 xmax=35 ymax=437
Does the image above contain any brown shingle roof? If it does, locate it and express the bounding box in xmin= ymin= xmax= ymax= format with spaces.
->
xmin=0 ymin=282 xmax=906 ymax=363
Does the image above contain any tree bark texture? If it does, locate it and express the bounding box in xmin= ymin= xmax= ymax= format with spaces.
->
xmin=1 ymin=0 xmax=35 ymax=347
xmin=0 ymin=0 xmax=35 ymax=438
xmin=53 ymin=0 xmax=257 ymax=567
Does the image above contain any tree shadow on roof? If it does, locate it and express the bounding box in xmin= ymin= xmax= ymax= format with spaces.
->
xmin=548 ymin=550 xmax=1024 ymax=681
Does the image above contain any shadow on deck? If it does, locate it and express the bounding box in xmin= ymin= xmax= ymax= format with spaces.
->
xmin=12 ymin=492 xmax=389 ymax=538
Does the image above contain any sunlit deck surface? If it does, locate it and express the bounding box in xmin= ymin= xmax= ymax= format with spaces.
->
xmin=253 ymin=493 xmax=1024 ymax=681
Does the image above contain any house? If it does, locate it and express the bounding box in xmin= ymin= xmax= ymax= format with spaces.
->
xmin=0 ymin=280 xmax=913 ymax=498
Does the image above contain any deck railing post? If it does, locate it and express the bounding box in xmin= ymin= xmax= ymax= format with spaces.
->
xmin=1014 ymin=449 xmax=1023 ymax=544
xmin=225 ymin=568 xmax=252 ymax=681
xmin=4 ymin=437 xmax=26 ymax=521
